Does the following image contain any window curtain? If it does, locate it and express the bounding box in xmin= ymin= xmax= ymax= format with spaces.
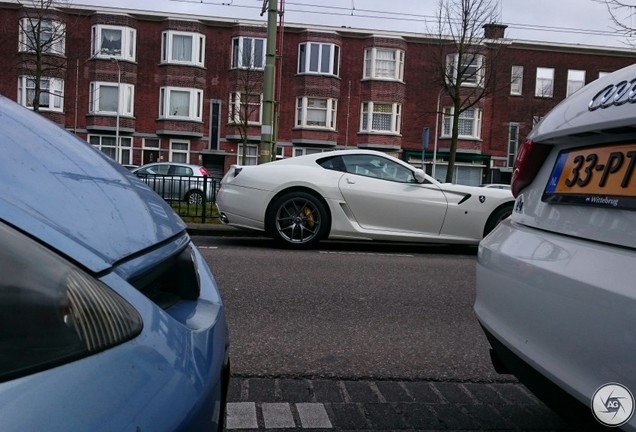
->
xmin=172 ymin=35 xmax=193 ymax=62
xmin=101 ymin=29 xmax=122 ymax=54
xmin=375 ymin=49 xmax=396 ymax=78
xmin=170 ymin=90 xmax=190 ymax=116
xmin=99 ymin=86 xmax=118 ymax=112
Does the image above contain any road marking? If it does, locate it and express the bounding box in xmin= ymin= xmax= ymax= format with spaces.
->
xmin=262 ymin=403 xmax=295 ymax=428
xmin=297 ymin=403 xmax=332 ymax=429
xmin=197 ymin=246 xmax=218 ymax=249
xmin=226 ymin=402 xmax=258 ymax=429
xmin=226 ymin=402 xmax=334 ymax=429
xmin=319 ymin=251 xmax=414 ymax=257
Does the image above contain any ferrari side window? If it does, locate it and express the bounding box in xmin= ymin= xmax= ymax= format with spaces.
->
xmin=340 ymin=154 xmax=416 ymax=183
xmin=317 ymin=156 xmax=346 ymax=172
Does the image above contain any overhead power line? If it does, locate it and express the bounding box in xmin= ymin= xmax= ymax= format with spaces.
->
xmin=168 ymin=0 xmax=624 ymax=40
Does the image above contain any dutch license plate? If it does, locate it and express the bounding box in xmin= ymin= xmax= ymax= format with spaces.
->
xmin=543 ymin=143 xmax=636 ymax=210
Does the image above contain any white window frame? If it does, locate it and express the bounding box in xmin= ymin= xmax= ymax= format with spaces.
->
xmin=17 ymin=76 xmax=64 ymax=112
xmin=161 ymin=30 xmax=205 ymax=67
xmin=231 ymin=36 xmax=266 ymax=70
xmin=170 ymin=140 xmax=190 ymax=163
xmin=293 ymin=147 xmax=330 ymax=157
xmin=237 ymin=143 xmax=258 ymax=166
xmin=19 ymin=18 xmax=65 ymax=55
xmin=295 ymin=97 xmax=337 ymax=130
xmin=159 ymin=87 xmax=203 ymax=121
xmin=89 ymin=81 xmax=134 ymax=116
xmin=510 ymin=65 xmax=523 ymax=95
xmin=363 ymin=48 xmax=405 ymax=81
xmin=446 ymin=53 xmax=484 ymax=87
xmin=88 ymin=134 xmax=132 ymax=164
xmin=91 ymin=24 xmax=136 ymax=61
xmin=297 ymin=42 xmax=340 ymax=76
xmin=535 ymin=67 xmax=554 ymax=98
xmin=360 ymin=102 xmax=401 ymax=134
xmin=508 ymin=122 xmax=519 ymax=167
xmin=442 ymin=107 xmax=482 ymax=139
xmin=567 ymin=69 xmax=586 ymax=97
xmin=228 ymin=92 xmax=263 ymax=125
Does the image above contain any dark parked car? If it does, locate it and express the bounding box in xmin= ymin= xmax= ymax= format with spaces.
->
xmin=133 ymin=162 xmax=215 ymax=204
xmin=0 ymin=95 xmax=229 ymax=431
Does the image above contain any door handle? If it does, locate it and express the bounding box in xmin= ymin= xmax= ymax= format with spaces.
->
xmin=346 ymin=177 xmax=356 ymax=184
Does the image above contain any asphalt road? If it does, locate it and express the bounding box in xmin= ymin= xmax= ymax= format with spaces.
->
xmin=194 ymin=235 xmax=506 ymax=382
xmin=191 ymin=233 xmax=606 ymax=431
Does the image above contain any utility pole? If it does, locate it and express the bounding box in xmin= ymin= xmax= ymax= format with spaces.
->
xmin=260 ymin=0 xmax=278 ymax=164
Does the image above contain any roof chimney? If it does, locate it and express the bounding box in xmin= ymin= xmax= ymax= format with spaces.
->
xmin=483 ymin=23 xmax=507 ymax=39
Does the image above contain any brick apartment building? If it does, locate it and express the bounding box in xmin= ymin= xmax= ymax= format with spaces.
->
xmin=1 ymin=1 xmax=635 ymax=184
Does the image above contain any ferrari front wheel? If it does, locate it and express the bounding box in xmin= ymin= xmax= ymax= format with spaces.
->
xmin=267 ymin=192 xmax=329 ymax=248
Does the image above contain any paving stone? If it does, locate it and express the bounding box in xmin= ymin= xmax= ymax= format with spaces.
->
xmin=402 ymin=382 xmax=444 ymax=404
xmin=431 ymin=404 xmax=478 ymax=430
xmin=343 ymin=380 xmax=381 ymax=403
xmin=374 ymin=381 xmax=414 ymax=403
xmin=312 ymin=379 xmax=345 ymax=403
xmin=247 ymin=378 xmax=277 ymax=402
xmin=491 ymin=382 xmax=537 ymax=404
xmin=326 ymin=403 xmax=369 ymax=430
xmin=432 ymin=382 xmax=471 ymax=404
xmin=396 ymin=403 xmax=444 ymax=430
xmin=364 ymin=403 xmax=410 ymax=429
xmin=227 ymin=377 xmax=242 ymax=401
xmin=461 ymin=403 xmax=515 ymax=430
xmin=261 ymin=403 xmax=295 ymax=429
xmin=462 ymin=382 xmax=508 ymax=405
xmin=278 ymin=378 xmax=313 ymax=402
xmin=296 ymin=403 xmax=333 ymax=429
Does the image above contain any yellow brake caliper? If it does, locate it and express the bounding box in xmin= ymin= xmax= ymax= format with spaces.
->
xmin=304 ymin=206 xmax=315 ymax=228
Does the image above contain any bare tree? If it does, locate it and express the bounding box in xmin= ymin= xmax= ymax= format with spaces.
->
xmin=17 ymin=0 xmax=72 ymax=113
xmin=428 ymin=0 xmax=503 ymax=183
xmin=595 ymin=0 xmax=636 ymax=41
xmin=229 ymin=39 xmax=265 ymax=165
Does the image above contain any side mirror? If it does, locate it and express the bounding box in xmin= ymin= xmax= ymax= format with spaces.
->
xmin=414 ymin=168 xmax=427 ymax=184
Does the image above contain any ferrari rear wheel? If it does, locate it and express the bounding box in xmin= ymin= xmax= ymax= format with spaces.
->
xmin=267 ymin=192 xmax=328 ymax=248
xmin=484 ymin=204 xmax=513 ymax=237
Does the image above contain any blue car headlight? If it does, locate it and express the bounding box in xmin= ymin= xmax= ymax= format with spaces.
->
xmin=0 ymin=222 xmax=142 ymax=383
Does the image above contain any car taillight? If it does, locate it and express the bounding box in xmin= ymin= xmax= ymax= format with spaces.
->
xmin=199 ymin=167 xmax=210 ymax=177
xmin=511 ymin=140 xmax=552 ymax=197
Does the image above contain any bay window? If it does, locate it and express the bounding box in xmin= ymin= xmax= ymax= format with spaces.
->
xmin=296 ymin=97 xmax=337 ymax=129
xmin=161 ymin=30 xmax=205 ymax=66
xmin=89 ymin=82 xmax=134 ymax=116
xmin=231 ymin=37 xmax=265 ymax=69
xmin=360 ymin=102 xmax=401 ymax=134
xmin=18 ymin=76 xmax=64 ymax=112
xmin=19 ymin=18 xmax=65 ymax=55
xmin=91 ymin=25 xmax=136 ymax=61
xmin=229 ymin=92 xmax=262 ymax=125
xmin=363 ymin=48 xmax=404 ymax=81
xmin=159 ymin=87 xmax=203 ymax=121
xmin=298 ymin=42 xmax=339 ymax=76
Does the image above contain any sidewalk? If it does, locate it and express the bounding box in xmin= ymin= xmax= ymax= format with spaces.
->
xmin=224 ymin=377 xmax=595 ymax=431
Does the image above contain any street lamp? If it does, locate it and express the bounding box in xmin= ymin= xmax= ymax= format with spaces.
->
xmin=432 ymin=88 xmax=444 ymax=180
xmin=110 ymin=57 xmax=120 ymax=162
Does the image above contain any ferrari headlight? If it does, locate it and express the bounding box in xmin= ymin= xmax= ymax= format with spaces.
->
xmin=0 ymin=222 xmax=142 ymax=383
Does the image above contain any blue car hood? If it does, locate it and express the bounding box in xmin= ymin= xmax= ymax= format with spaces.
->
xmin=0 ymin=96 xmax=186 ymax=273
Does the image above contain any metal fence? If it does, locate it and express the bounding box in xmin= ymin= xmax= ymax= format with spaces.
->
xmin=134 ymin=174 xmax=220 ymax=223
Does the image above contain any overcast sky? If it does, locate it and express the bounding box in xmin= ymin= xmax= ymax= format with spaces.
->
xmin=70 ymin=0 xmax=633 ymax=48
